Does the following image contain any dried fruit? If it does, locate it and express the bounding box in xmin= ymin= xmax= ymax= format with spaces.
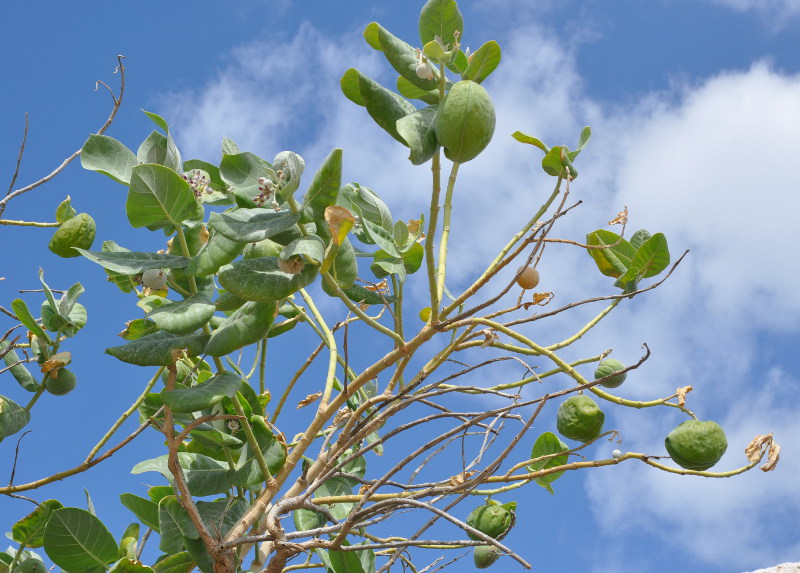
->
xmin=141 ymin=269 xmax=167 ymax=290
xmin=435 ymin=80 xmax=496 ymax=163
xmin=556 ymin=395 xmax=605 ymax=442
xmin=516 ymin=266 xmax=540 ymax=289
xmin=466 ymin=503 xmax=514 ymax=540
xmin=48 ymin=213 xmax=96 ymax=258
xmin=45 ymin=367 xmax=77 ymax=396
xmin=474 ymin=545 xmax=502 ymax=569
xmin=665 ymin=420 xmax=728 ymax=471
xmin=594 ymin=358 xmax=627 ymax=388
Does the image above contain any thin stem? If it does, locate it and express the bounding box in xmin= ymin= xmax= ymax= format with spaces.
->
xmin=436 ymin=162 xmax=460 ymax=303
xmin=0 ymin=219 xmax=60 ymax=227
xmin=299 ymin=289 xmax=338 ymax=408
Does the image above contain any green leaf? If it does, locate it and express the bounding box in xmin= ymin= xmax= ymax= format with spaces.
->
xmin=422 ymin=39 xmax=448 ymax=64
xmin=338 ymin=184 xmax=393 ymax=236
xmin=99 ymin=241 xmax=138 ymax=293
xmin=528 ymin=432 xmax=570 ymax=494
xmin=126 ymin=164 xmax=202 ymax=233
xmin=110 ymin=558 xmax=155 ymax=573
xmin=41 ymin=301 xmax=87 ymax=337
xmin=340 ymin=284 xmax=396 ymax=306
xmin=419 ymin=0 xmax=464 ymax=47
xmin=315 ymin=476 xmax=357 ymax=521
xmin=329 ymin=238 xmax=358 ymax=289
xmin=43 ymin=507 xmax=119 ymax=573
xmin=631 ymin=232 xmax=670 ymax=279
xmin=585 ymin=230 xmax=636 ymax=279
xmin=365 ymin=22 xmax=438 ymax=92
xmin=205 ymin=301 xmax=276 ymax=356
xmin=629 ymin=229 xmax=651 ymax=251
xmin=208 ymin=209 xmax=300 ymax=243
xmin=161 ymin=371 xmax=242 ymax=413
xmin=542 ymin=145 xmax=578 ymax=179
xmin=301 ymin=149 xmax=342 ymax=223
xmin=182 ymin=537 xmax=214 ymax=573
xmin=462 ymin=40 xmax=501 ymax=83
xmin=0 ymin=395 xmax=31 ymax=441
xmin=137 ymin=131 xmax=181 ymax=173
xmin=152 ymin=552 xmax=195 ymax=573
xmin=447 ymin=49 xmax=469 ymax=74
xmin=316 ymin=541 xmax=375 ymax=573
xmin=132 ymin=453 xmax=230 ymax=497
xmin=218 ymin=257 xmax=319 ymax=303
xmin=281 ymin=236 xmax=326 ymax=266
xmin=575 ymin=126 xmax=592 ymax=154
xmin=370 ymin=251 xmax=406 ymax=282
xmin=183 ymin=233 xmax=245 ymax=277
xmin=221 ymin=137 xmax=240 ymax=156
xmin=396 ymin=77 xmax=439 ymax=105
xmin=10 ymin=299 xmax=47 ymax=340
xmin=230 ymin=416 xmax=287 ymax=486
xmin=195 ymin=498 xmax=247 ymax=538
xmin=293 ymin=508 xmax=327 ymax=532
xmin=157 ymin=497 xmax=193 ymax=554
xmin=1 ymin=341 xmax=38 ymax=392
xmin=81 ymin=134 xmax=138 ymax=185
xmin=119 ymin=319 xmax=158 ymax=341
xmin=146 ymin=295 xmax=216 ymax=335
xmin=55 ymin=196 xmax=77 ymax=224
xmin=119 ymin=523 xmax=140 ymax=560
xmin=511 ymin=131 xmax=550 ymax=153
xmin=105 ymin=331 xmax=209 ymax=366
xmin=119 ymin=494 xmax=160 ymax=532
xmin=396 ymin=105 xmax=439 ymax=165
xmin=12 ymin=500 xmax=64 ymax=548
xmin=219 ymin=152 xmax=273 ymax=208
xmin=340 ymin=69 xmax=416 ymax=144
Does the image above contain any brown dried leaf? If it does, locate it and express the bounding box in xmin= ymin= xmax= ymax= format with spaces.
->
xmin=297 ymin=392 xmax=322 ymax=409
xmin=364 ymin=279 xmax=389 ymax=294
xmin=278 ymin=256 xmax=304 ymax=274
xmin=609 ymin=206 xmax=628 ymax=226
xmin=407 ymin=219 xmax=421 ymax=235
xmin=675 ymin=385 xmax=693 ymax=407
xmin=762 ymin=442 xmax=781 ymax=472
xmin=358 ymin=484 xmax=371 ymax=496
xmin=333 ymin=407 xmax=351 ymax=426
xmin=448 ymin=471 xmax=475 ymax=487
xmin=40 ymin=351 xmax=72 ymax=377
xmin=480 ymin=329 xmax=499 ymax=348
xmin=745 ymin=433 xmax=773 ymax=462
xmin=325 ymin=205 xmax=355 ymax=247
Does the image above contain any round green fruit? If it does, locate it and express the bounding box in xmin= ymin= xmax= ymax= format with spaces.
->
xmin=48 ymin=212 xmax=96 ymax=258
xmin=594 ymin=358 xmax=627 ymax=388
xmin=45 ymin=368 xmax=77 ymax=396
xmin=13 ymin=559 xmax=45 ymax=573
xmin=556 ymin=395 xmax=605 ymax=442
xmin=665 ymin=420 xmax=728 ymax=471
xmin=435 ymin=80 xmax=496 ymax=163
xmin=473 ymin=545 xmax=502 ymax=569
xmin=466 ymin=504 xmax=513 ymax=541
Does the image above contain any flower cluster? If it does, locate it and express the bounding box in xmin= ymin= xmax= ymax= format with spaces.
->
xmin=181 ymin=170 xmax=212 ymax=198
xmin=254 ymin=176 xmax=281 ymax=210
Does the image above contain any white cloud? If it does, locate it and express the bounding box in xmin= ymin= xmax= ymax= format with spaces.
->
xmin=704 ymin=0 xmax=800 ymax=21
xmin=160 ymin=18 xmax=800 ymax=572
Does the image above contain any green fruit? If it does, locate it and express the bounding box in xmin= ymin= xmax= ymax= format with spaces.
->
xmin=473 ymin=545 xmax=502 ymax=569
xmin=665 ymin=420 xmax=728 ymax=471
xmin=435 ymin=80 xmax=496 ymax=163
xmin=13 ymin=558 xmax=45 ymax=573
xmin=45 ymin=368 xmax=77 ymax=396
xmin=556 ymin=395 xmax=604 ymax=442
xmin=48 ymin=212 xmax=96 ymax=258
xmin=243 ymin=238 xmax=283 ymax=259
xmin=594 ymin=358 xmax=627 ymax=388
xmin=466 ymin=504 xmax=513 ymax=541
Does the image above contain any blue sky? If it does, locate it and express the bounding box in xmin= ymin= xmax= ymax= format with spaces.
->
xmin=1 ymin=1 xmax=799 ymax=572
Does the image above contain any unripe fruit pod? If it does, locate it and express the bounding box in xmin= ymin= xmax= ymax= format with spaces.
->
xmin=435 ymin=80 xmax=496 ymax=163
xmin=48 ymin=213 xmax=96 ymax=258
xmin=594 ymin=358 xmax=627 ymax=388
xmin=516 ymin=266 xmax=540 ymax=289
xmin=474 ymin=545 xmax=502 ymax=569
xmin=466 ymin=504 xmax=513 ymax=541
xmin=665 ymin=420 xmax=728 ymax=471
xmin=45 ymin=367 xmax=77 ymax=396
xmin=142 ymin=269 xmax=167 ymax=290
xmin=13 ymin=558 xmax=46 ymax=573
xmin=556 ymin=395 xmax=605 ymax=442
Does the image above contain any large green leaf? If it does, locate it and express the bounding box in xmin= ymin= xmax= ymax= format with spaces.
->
xmin=0 ymin=395 xmax=30 ymax=441
xmin=208 ymin=209 xmax=300 ymax=243
xmin=152 ymin=552 xmax=196 ymax=573
xmin=316 ymin=541 xmax=376 ymax=573
xmin=337 ymin=184 xmax=393 ymax=244
xmin=43 ymin=507 xmax=119 ymax=573
xmin=419 ymin=0 xmax=463 ymax=47
xmin=184 ymin=233 xmax=245 ymax=277
xmin=585 ymin=230 xmax=636 ymax=279
xmin=205 ymin=300 xmax=277 ymax=356
xmin=218 ymin=257 xmax=319 ymax=303
xmin=462 ymin=40 xmax=501 ymax=83
xmin=127 ymin=164 xmax=202 ymax=233
xmin=301 ymin=149 xmax=342 ymax=223
xmin=340 ymin=69 xmax=416 ymax=144
xmin=1 ymin=340 xmax=37 ymax=392
xmin=273 ymin=151 xmax=305 ymax=202
xmin=161 ymin=371 xmax=242 ymax=413
xmin=219 ymin=152 xmax=273 ymax=208
xmin=542 ymin=145 xmax=578 ymax=179
xmin=10 ymin=299 xmax=47 ymax=340
xmin=315 ymin=476 xmax=357 ymax=521
xmin=146 ymin=295 xmax=216 ymax=335
xmin=195 ymin=499 xmax=247 ymax=537
xmin=81 ymin=134 xmax=138 ymax=185
xmin=119 ymin=494 xmax=159 ymax=532
xmin=110 ymin=558 xmax=155 ymax=573
xmin=631 ymin=232 xmax=670 ymax=279
xmin=230 ymin=416 xmax=287 ymax=486
xmin=105 ymin=331 xmax=209 ymax=366
xmin=396 ymin=76 xmax=439 ymax=105
xmin=396 ymin=105 xmax=439 ymax=165
xmin=12 ymin=500 xmax=64 ymax=548
xmin=182 ymin=537 xmax=214 ymax=573
xmin=132 ymin=453 xmax=230 ymax=497
xmin=281 ymin=236 xmax=326 ymax=266
xmin=364 ymin=22 xmax=438 ymax=92
xmin=78 ymin=250 xmax=190 ymax=275
xmin=528 ymin=431 xmax=570 ymax=494
xmin=339 ymin=284 xmax=396 ymax=306
xmin=157 ymin=497 xmax=194 ymax=554
xmin=329 ymin=238 xmax=358 ymax=289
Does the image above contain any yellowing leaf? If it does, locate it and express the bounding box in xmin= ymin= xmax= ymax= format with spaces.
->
xmin=324 ymin=205 xmax=355 ymax=247
xmin=40 ymin=352 xmax=72 ymax=377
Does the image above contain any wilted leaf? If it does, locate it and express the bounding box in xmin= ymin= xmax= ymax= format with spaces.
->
xmin=40 ymin=352 xmax=72 ymax=377
xmin=608 ymin=206 xmax=628 ymax=226
xmin=480 ymin=329 xmax=498 ymax=348
xmin=762 ymin=442 xmax=781 ymax=472
xmin=297 ymin=392 xmax=322 ymax=409
xmin=675 ymin=385 xmax=693 ymax=407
